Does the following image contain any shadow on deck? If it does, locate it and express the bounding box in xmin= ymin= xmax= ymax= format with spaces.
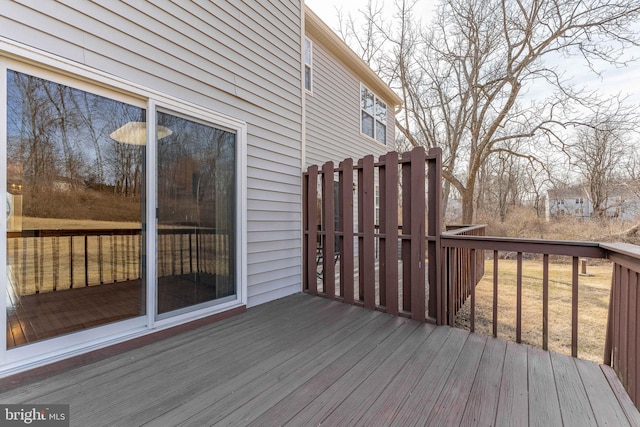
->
xmin=1 ymin=293 xmax=638 ymax=426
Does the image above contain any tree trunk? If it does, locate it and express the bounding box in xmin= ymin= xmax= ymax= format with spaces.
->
xmin=461 ymin=189 xmax=474 ymax=224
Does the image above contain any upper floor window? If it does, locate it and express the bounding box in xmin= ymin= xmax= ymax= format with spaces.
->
xmin=360 ymin=85 xmax=386 ymax=144
xmin=304 ymin=38 xmax=313 ymax=92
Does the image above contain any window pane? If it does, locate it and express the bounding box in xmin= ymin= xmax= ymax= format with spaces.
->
xmin=376 ymin=98 xmax=387 ymax=122
xmin=361 ymin=87 xmax=374 ymax=114
xmin=376 ymin=120 xmax=386 ymax=144
xmin=304 ymin=38 xmax=312 ymax=66
xmin=361 ymin=111 xmax=374 ymax=137
xmin=6 ymin=70 xmax=146 ymax=348
xmin=156 ymin=112 xmax=236 ymax=316
xmin=305 ymin=65 xmax=311 ymax=91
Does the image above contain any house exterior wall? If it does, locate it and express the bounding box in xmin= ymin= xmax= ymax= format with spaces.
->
xmin=304 ymin=36 xmax=395 ymax=167
xmin=0 ymin=0 xmax=303 ymax=307
xmin=303 ymin=7 xmax=400 ymax=168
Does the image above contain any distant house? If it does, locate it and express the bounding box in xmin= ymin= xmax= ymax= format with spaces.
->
xmin=602 ymin=184 xmax=640 ymax=220
xmin=546 ymin=184 xmax=640 ymax=221
xmin=0 ymin=1 xmax=400 ymax=375
xmin=546 ymin=187 xmax=593 ymax=220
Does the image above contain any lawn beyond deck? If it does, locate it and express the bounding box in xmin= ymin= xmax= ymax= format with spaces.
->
xmin=0 ymin=293 xmax=638 ymax=426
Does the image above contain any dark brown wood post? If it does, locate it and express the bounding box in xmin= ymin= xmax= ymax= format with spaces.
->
xmin=401 ymin=151 xmax=412 ymax=312
xmin=572 ymin=256 xmax=579 ymax=357
xmin=470 ymin=248 xmax=476 ymax=332
xmin=381 ymin=152 xmax=399 ymax=315
xmin=543 ymin=254 xmax=549 ymax=350
xmin=379 ymin=154 xmax=387 ymax=307
xmin=358 ymin=155 xmax=375 ymax=310
xmin=604 ymin=266 xmax=615 ymax=366
xmin=516 ymin=252 xmax=522 ymax=343
xmin=428 ymin=147 xmax=443 ymax=323
xmin=322 ymin=161 xmax=335 ymax=299
xmin=410 ymin=147 xmax=426 ymax=322
xmin=339 ymin=158 xmax=354 ymax=304
xmin=628 ymin=270 xmax=638 ymax=404
xmin=306 ymin=165 xmax=318 ymax=296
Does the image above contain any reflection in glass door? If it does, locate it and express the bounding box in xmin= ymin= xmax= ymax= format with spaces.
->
xmin=5 ymin=69 xmax=146 ymax=348
xmin=156 ymin=111 xmax=236 ymax=316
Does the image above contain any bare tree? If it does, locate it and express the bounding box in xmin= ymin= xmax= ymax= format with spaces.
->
xmin=570 ymin=120 xmax=629 ymax=216
xmin=343 ymin=0 xmax=640 ymax=223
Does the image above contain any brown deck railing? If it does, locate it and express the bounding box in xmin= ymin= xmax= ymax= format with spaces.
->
xmin=303 ymin=147 xmax=443 ymax=323
xmin=442 ymin=225 xmax=486 ymax=320
xmin=7 ymin=228 xmax=228 ymax=295
xmin=440 ymin=234 xmax=607 ymax=356
xmin=441 ymin=235 xmax=640 ymax=410
xmin=602 ymin=243 xmax=640 ymax=408
xmin=303 ymin=147 xmax=640 ymax=410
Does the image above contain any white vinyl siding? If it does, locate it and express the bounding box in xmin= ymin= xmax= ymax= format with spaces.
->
xmin=304 ymin=36 xmax=395 ymax=167
xmin=0 ymin=0 xmax=303 ymax=309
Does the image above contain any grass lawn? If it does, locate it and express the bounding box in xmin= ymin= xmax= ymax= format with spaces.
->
xmin=455 ymin=258 xmax=612 ymax=363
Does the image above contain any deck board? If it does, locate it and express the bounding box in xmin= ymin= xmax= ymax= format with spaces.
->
xmin=0 ymin=293 xmax=637 ymax=427
xmin=140 ymin=306 xmax=386 ymax=426
xmin=576 ymin=357 xmax=634 ymax=427
xmin=425 ymin=333 xmax=488 ymax=426
xmin=316 ymin=322 xmax=436 ymax=426
xmin=528 ymin=346 xmax=563 ymax=427
xmin=495 ymin=340 xmax=529 ymax=426
xmin=354 ymin=326 xmax=454 ymax=425
xmin=389 ymin=327 xmax=470 ymax=426
xmin=602 ymin=364 xmax=640 ymax=426
xmin=459 ymin=337 xmax=507 ymax=427
xmin=550 ymin=351 xmax=598 ymax=427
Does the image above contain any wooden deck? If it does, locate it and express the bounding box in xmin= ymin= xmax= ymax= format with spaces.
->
xmin=1 ymin=293 xmax=638 ymax=426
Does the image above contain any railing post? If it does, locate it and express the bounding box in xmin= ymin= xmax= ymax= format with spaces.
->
xmin=322 ymin=161 xmax=335 ymax=299
xmin=84 ymin=235 xmax=89 ymax=287
xmin=358 ymin=155 xmax=375 ymax=310
xmin=604 ymin=269 xmax=614 ymax=365
xmin=410 ymin=147 xmax=426 ymax=322
xmin=305 ymin=165 xmax=318 ymax=295
xmin=401 ymin=151 xmax=412 ymax=312
xmin=339 ymin=158 xmax=354 ymax=304
xmin=428 ymin=147 xmax=443 ymax=324
xmin=381 ymin=151 xmax=399 ymax=315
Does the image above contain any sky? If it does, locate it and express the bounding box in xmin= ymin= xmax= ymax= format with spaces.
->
xmin=304 ymin=0 xmax=640 ymax=110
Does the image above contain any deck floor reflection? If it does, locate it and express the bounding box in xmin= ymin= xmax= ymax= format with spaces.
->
xmin=6 ymin=274 xmax=233 ymax=348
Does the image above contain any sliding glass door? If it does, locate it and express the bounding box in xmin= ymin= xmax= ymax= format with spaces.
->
xmin=5 ymin=69 xmax=146 ymax=348
xmin=156 ymin=111 xmax=236 ymax=317
xmin=4 ymin=66 xmax=241 ymax=354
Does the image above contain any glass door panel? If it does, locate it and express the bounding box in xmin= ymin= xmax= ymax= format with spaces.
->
xmin=5 ymin=70 xmax=146 ymax=348
xmin=156 ymin=111 xmax=236 ymax=316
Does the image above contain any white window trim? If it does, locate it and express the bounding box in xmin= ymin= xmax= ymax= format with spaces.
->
xmin=0 ymin=37 xmax=248 ymax=375
xmin=359 ymin=83 xmax=387 ymax=146
xmin=304 ymin=37 xmax=313 ymax=94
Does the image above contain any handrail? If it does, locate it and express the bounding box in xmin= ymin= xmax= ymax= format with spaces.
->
xmin=441 ymin=234 xmax=606 ymax=257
